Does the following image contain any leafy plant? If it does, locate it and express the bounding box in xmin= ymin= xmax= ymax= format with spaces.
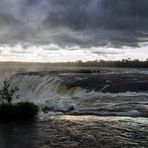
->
xmin=0 ymin=79 xmax=19 ymax=104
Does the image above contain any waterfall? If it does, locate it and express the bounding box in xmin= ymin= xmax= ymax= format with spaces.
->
xmin=8 ymin=74 xmax=86 ymax=104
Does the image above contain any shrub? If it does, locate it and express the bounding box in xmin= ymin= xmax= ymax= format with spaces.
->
xmin=0 ymin=79 xmax=19 ymax=104
xmin=0 ymin=79 xmax=39 ymax=121
xmin=16 ymin=102 xmax=39 ymax=119
xmin=0 ymin=103 xmax=17 ymax=120
xmin=0 ymin=102 xmax=39 ymax=121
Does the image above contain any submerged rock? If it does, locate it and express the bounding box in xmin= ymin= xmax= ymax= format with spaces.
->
xmin=53 ymin=103 xmax=75 ymax=112
xmin=42 ymin=103 xmax=75 ymax=113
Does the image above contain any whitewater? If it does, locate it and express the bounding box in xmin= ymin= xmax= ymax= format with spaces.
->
xmin=0 ymin=65 xmax=148 ymax=118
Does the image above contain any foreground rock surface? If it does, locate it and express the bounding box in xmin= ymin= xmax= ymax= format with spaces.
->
xmin=0 ymin=115 xmax=148 ymax=148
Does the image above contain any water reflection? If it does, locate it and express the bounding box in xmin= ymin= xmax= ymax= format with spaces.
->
xmin=0 ymin=120 xmax=39 ymax=148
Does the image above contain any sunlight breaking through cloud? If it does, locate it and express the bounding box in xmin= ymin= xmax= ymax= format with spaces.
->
xmin=0 ymin=0 xmax=147 ymax=61
xmin=0 ymin=43 xmax=147 ymax=62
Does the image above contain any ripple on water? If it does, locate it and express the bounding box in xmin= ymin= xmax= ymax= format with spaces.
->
xmin=0 ymin=116 xmax=147 ymax=148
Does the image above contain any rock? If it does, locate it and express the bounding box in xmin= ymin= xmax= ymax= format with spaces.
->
xmin=41 ymin=103 xmax=75 ymax=113
xmin=53 ymin=103 xmax=75 ymax=112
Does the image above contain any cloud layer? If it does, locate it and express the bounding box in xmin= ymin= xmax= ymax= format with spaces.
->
xmin=0 ymin=0 xmax=148 ymax=47
xmin=0 ymin=0 xmax=148 ymax=61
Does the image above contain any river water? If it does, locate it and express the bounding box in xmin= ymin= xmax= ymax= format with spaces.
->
xmin=0 ymin=65 xmax=147 ymax=147
xmin=0 ymin=116 xmax=148 ymax=148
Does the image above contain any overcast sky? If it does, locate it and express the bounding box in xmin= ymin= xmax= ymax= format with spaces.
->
xmin=0 ymin=0 xmax=148 ymax=62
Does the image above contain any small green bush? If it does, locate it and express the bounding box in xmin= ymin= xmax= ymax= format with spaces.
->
xmin=0 ymin=79 xmax=39 ymax=121
xmin=0 ymin=102 xmax=39 ymax=121
xmin=16 ymin=102 xmax=39 ymax=119
xmin=0 ymin=103 xmax=17 ymax=120
xmin=0 ymin=79 xmax=19 ymax=104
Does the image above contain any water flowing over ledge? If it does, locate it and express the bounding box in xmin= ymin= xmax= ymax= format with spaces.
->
xmin=0 ymin=67 xmax=146 ymax=118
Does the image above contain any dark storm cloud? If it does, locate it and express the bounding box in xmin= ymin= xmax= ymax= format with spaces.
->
xmin=0 ymin=0 xmax=148 ymax=47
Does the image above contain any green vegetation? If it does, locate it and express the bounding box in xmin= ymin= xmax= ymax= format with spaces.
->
xmin=0 ymin=102 xmax=39 ymax=120
xmin=0 ymin=79 xmax=39 ymax=121
xmin=0 ymin=79 xmax=19 ymax=104
xmin=49 ymin=59 xmax=148 ymax=68
xmin=0 ymin=59 xmax=148 ymax=68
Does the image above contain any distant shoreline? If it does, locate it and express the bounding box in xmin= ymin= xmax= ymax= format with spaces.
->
xmin=0 ymin=59 xmax=148 ymax=68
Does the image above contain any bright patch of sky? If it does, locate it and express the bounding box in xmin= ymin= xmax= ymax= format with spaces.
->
xmin=0 ymin=43 xmax=147 ymax=62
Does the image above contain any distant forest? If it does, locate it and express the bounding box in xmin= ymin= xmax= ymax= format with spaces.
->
xmin=0 ymin=59 xmax=148 ymax=68
xmin=51 ymin=59 xmax=148 ymax=68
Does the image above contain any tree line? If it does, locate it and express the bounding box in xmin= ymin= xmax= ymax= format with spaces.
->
xmin=49 ymin=59 xmax=148 ymax=68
